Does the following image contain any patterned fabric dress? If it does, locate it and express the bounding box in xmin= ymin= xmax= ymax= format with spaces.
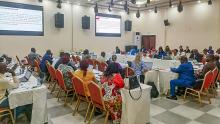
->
xmin=100 ymin=73 xmax=124 ymax=123
xmin=58 ymin=64 xmax=74 ymax=89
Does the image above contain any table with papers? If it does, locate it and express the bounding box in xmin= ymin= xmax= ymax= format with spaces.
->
xmin=6 ymin=72 xmax=48 ymax=124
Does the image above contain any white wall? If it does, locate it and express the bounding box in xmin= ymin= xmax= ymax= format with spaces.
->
xmin=72 ymin=5 xmax=133 ymax=54
xmin=0 ymin=0 xmax=220 ymax=58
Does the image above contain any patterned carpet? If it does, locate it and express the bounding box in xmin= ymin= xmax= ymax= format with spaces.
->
xmin=45 ymin=88 xmax=220 ymax=124
xmin=12 ymin=87 xmax=220 ymax=124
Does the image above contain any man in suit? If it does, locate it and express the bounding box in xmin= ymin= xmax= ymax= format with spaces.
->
xmin=167 ymin=56 xmax=195 ymax=100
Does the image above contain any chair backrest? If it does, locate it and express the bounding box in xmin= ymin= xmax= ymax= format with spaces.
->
xmin=212 ymin=67 xmax=219 ymax=85
xmin=88 ymin=81 xmax=106 ymax=110
xmin=67 ymin=71 xmax=74 ymax=80
xmin=125 ymin=67 xmax=135 ymax=77
xmin=93 ymin=60 xmax=100 ymax=68
xmin=34 ymin=59 xmax=41 ymax=73
xmin=16 ymin=55 xmax=22 ymax=66
xmin=56 ymin=70 xmax=67 ymax=90
xmin=76 ymin=56 xmax=81 ymax=62
xmin=45 ymin=60 xmax=50 ymax=71
xmin=98 ymin=62 xmax=108 ymax=72
xmin=201 ymin=71 xmax=213 ymax=91
xmin=50 ymin=66 xmax=57 ymax=81
xmin=25 ymin=56 xmax=31 ymax=65
xmin=72 ymin=76 xmax=87 ymax=97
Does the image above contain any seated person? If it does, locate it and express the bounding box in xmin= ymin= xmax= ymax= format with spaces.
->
xmin=55 ymin=53 xmax=76 ymax=70
xmin=189 ymin=49 xmax=203 ymax=62
xmin=115 ymin=46 xmax=121 ymax=54
xmin=108 ymin=55 xmax=123 ymax=74
xmin=28 ymin=48 xmax=40 ymax=67
xmin=131 ymin=53 xmax=148 ymax=83
xmin=184 ymin=46 xmax=190 ymax=54
xmin=100 ymin=63 xmax=124 ymax=124
xmin=82 ymin=49 xmax=91 ymax=60
xmin=194 ymin=54 xmax=216 ymax=89
xmin=165 ymin=45 xmax=172 ymax=56
xmin=214 ymin=55 xmax=220 ymax=70
xmin=156 ymin=46 xmax=167 ymax=59
xmin=58 ymin=54 xmax=74 ymax=89
xmin=171 ymin=49 xmax=179 ymax=60
xmin=216 ymin=48 xmax=220 ymax=56
xmin=167 ymin=56 xmax=195 ymax=100
xmin=208 ymin=46 xmax=214 ymax=55
xmin=179 ymin=45 xmax=184 ymax=55
xmin=129 ymin=48 xmax=138 ymax=55
xmin=54 ymin=51 xmax=65 ymax=69
xmin=40 ymin=50 xmax=53 ymax=73
xmin=97 ymin=51 xmax=106 ymax=63
xmin=0 ymin=63 xmax=32 ymax=123
xmin=74 ymin=59 xmax=96 ymax=96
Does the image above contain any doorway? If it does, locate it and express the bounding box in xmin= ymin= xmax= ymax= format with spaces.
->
xmin=141 ymin=35 xmax=156 ymax=50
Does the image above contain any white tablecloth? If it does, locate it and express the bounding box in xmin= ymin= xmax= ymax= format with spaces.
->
xmin=121 ymin=84 xmax=152 ymax=124
xmin=8 ymin=76 xmax=48 ymax=124
xmin=158 ymin=70 xmax=179 ymax=94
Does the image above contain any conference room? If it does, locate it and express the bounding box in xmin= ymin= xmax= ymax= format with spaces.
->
xmin=0 ymin=0 xmax=220 ymax=124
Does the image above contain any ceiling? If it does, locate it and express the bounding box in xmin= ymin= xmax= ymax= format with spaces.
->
xmin=51 ymin=0 xmax=206 ymax=11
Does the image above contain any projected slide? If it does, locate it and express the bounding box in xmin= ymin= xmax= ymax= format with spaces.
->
xmin=0 ymin=1 xmax=43 ymax=36
xmin=95 ymin=13 xmax=121 ymax=37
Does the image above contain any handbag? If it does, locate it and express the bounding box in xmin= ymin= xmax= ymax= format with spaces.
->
xmin=127 ymin=76 xmax=142 ymax=100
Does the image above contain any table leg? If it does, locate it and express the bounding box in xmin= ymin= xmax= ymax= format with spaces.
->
xmin=14 ymin=108 xmax=16 ymax=124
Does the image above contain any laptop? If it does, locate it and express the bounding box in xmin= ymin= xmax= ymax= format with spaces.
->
xmin=144 ymin=62 xmax=153 ymax=70
xmin=19 ymin=70 xmax=32 ymax=82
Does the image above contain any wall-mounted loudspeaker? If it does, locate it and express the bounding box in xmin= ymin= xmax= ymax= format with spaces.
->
xmin=164 ymin=19 xmax=170 ymax=26
xmin=82 ymin=16 xmax=90 ymax=29
xmin=125 ymin=20 xmax=132 ymax=31
xmin=55 ymin=13 xmax=64 ymax=28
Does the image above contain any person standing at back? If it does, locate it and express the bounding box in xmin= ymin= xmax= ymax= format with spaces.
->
xmin=131 ymin=53 xmax=148 ymax=83
xmin=28 ymin=48 xmax=40 ymax=67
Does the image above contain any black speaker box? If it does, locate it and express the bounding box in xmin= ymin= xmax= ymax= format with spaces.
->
xmin=55 ymin=13 xmax=64 ymax=28
xmin=164 ymin=19 xmax=170 ymax=26
xmin=125 ymin=20 xmax=132 ymax=31
xmin=82 ymin=16 xmax=90 ymax=29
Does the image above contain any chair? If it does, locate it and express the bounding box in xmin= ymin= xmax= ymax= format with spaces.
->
xmin=98 ymin=62 xmax=108 ymax=72
xmin=16 ymin=55 xmax=22 ymax=66
xmin=0 ymin=92 xmax=15 ymax=124
xmin=87 ymin=59 xmax=94 ymax=66
xmin=49 ymin=66 xmax=58 ymax=94
xmin=45 ymin=60 xmax=51 ymax=82
xmin=25 ymin=56 xmax=31 ymax=66
xmin=0 ymin=108 xmax=15 ymax=124
xmin=71 ymin=76 xmax=90 ymax=122
xmin=210 ymin=67 xmax=219 ymax=97
xmin=76 ymin=56 xmax=81 ymax=63
xmin=87 ymin=81 xmax=110 ymax=124
xmin=184 ymin=71 xmax=213 ymax=104
xmin=67 ymin=71 xmax=76 ymax=104
xmin=124 ymin=67 xmax=135 ymax=77
xmin=34 ymin=59 xmax=41 ymax=74
xmin=56 ymin=70 xmax=73 ymax=105
xmin=93 ymin=59 xmax=100 ymax=69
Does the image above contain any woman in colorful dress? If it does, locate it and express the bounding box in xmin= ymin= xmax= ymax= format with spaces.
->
xmin=100 ymin=63 xmax=124 ymax=124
